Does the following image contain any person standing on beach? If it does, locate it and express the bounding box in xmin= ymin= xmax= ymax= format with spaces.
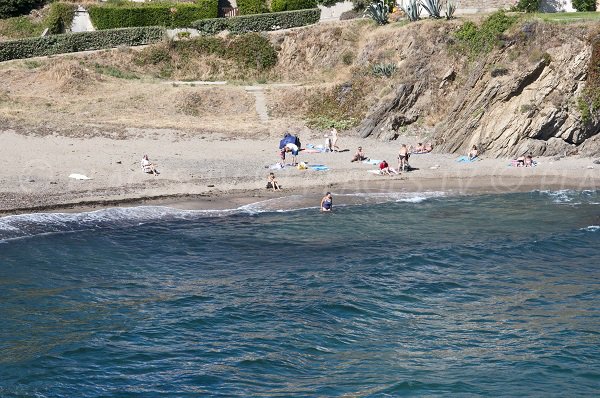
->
xmin=398 ymin=144 xmax=409 ymax=172
xmin=321 ymin=192 xmax=333 ymax=212
xmin=331 ymin=128 xmax=339 ymax=152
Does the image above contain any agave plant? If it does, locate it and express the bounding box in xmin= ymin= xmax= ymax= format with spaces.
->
xmin=400 ymin=0 xmax=421 ymax=22
xmin=444 ymin=0 xmax=456 ymax=20
xmin=420 ymin=0 xmax=442 ymax=18
xmin=372 ymin=62 xmax=397 ymax=78
xmin=364 ymin=0 xmax=389 ymax=25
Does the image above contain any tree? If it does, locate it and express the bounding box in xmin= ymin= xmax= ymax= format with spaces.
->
xmin=0 ymin=0 xmax=46 ymax=19
xmin=572 ymin=0 xmax=596 ymax=11
xmin=512 ymin=0 xmax=539 ymax=12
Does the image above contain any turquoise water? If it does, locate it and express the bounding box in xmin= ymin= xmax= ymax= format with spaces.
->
xmin=0 ymin=190 xmax=599 ymax=397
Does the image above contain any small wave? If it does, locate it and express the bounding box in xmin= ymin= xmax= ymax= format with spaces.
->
xmin=537 ymin=189 xmax=599 ymax=204
xmin=581 ymin=225 xmax=600 ymax=232
xmin=336 ymin=191 xmax=445 ymax=204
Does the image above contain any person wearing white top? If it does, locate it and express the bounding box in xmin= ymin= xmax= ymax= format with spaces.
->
xmin=141 ymin=154 xmax=159 ymax=176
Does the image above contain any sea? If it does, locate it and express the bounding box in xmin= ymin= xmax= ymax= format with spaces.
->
xmin=0 ymin=190 xmax=599 ymax=397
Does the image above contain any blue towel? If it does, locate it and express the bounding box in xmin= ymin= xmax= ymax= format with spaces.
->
xmin=457 ymin=156 xmax=478 ymax=163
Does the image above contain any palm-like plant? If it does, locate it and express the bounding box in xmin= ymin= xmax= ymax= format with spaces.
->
xmin=364 ymin=0 xmax=389 ymax=25
xmin=420 ymin=0 xmax=442 ymax=18
xmin=400 ymin=0 xmax=421 ymax=22
xmin=444 ymin=0 xmax=456 ymax=19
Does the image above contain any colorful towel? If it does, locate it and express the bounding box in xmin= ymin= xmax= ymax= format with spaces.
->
xmin=456 ymin=156 xmax=479 ymax=163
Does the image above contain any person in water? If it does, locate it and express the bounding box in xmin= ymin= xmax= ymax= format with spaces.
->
xmin=266 ymin=172 xmax=281 ymax=191
xmin=321 ymin=192 xmax=333 ymax=212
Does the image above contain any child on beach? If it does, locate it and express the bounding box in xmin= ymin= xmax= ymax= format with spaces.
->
xmin=266 ymin=173 xmax=281 ymax=191
xmin=321 ymin=192 xmax=333 ymax=212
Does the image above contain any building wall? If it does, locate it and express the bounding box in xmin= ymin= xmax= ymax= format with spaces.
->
xmin=453 ymin=0 xmax=515 ymax=14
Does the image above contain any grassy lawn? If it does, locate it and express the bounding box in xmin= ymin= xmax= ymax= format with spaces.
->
xmin=0 ymin=16 xmax=45 ymax=40
xmin=534 ymin=11 xmax=600 ymax=23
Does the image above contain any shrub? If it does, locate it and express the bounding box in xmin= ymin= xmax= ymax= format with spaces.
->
xmin=512 ymin=0 xmax=539 ymax=12
xmin=572 ymin=0 xmax=596 ymax=11
xmin=137 ymin=33 xmax=278 ymax=71
xmin=237 ymin=0 xmax=267 ymax=15
xmin=578 ymin=33 xmax=600 ymax=121
xmin=190 ymin=8 xmax=321 ymax=34
xmin=0 ymin=15 xmax=45 ymax=39
xmin=88 ymin=0 xmax=218 ymax=30
xmin=227 ymin=33 xmax=277 ymax=70
xmin=0 ymin=26 xmax=165 ymax=62
xmin=0 ymin=0 xmax=45 ymax=19
xmin=45 ymin=2 xmax=76 ymax=34
xmin=454 ymin=10 xmax=518 ymax=56
xmin=271 ymin=0 xmax=317 ymax=12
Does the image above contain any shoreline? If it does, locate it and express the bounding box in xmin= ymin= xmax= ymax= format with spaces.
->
xmin=2 ymin=174 xmax=598 ymax=217
xmin=1 ymin=129 xmax=598 ymax=216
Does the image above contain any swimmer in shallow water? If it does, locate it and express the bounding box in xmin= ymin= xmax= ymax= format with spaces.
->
xmin=321 ymin=192 xmax=333 ymax=212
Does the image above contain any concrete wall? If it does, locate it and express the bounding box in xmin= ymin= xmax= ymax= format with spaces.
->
xmin=319 ymin=1 xmax=354 ymax=21
xmin=540 ymin=0 xmax=575 ymax=12
xmin=452 ymin=0 xmax=515 ymax=14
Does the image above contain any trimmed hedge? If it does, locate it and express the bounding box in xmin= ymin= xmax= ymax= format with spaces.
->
xmin=46 ymin=2 xmax=76 ymax=34
xmin=271 ymin=0 xmax=317 ymax=12
xmin=88 ymin=1 xmax=218 ymax=30
xmin=237 ymin=0 xmax=267 ymax=15
xmin=191 ymin=8 xmax=321 ymax=34
xmin=0 ymin=26 xmax=165 ymax=62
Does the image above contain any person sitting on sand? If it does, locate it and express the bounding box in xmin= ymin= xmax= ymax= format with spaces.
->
xmin=525 ymin=153 xmax=534 ymax=167
xmin=468 ymin=145 xmax=479 ymax=161
xmin=266 ymin=172 xmax=281 ymax=191
xmin=516 ymin=154 xmax=525 ymax=167
xmin=398 ymin=144 xmax=410 ymax=171
xmin=280 ymin=142 xmax=299 ymax=166
xmin=351 ymin=146 xmax=367 ymax=162
xmin=425 ymin=142 xmax=433 ymax=152
xmin=415 ymin=143 xmax=425 ymax=153
xmin=141 ymin=154 xmax=159 ymax=176
xmin=321 ymin=192 xmax=333 ymax=212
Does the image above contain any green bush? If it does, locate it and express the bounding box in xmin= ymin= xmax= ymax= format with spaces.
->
xmin=138 ymin=33 xmax=277 ymax=71
xmin=0 ymin=15 xmax=45 ymax=39
xmin=572 ymin=0 xmax=596 ymax=11
xmin=46 ymin=2 xmax=76 ymax=34
xmin=454 ymin=10 xmax=518 ymax=56
xmin=0 ymin=26 xmax=165 ymax=62
xmin=511 ymin=0 xmax=539 ymax=12
xmin=237 ymin=0 xmax=268 ymax=15
xmin=88 ymin=1 xmax=218 ymax=30
xmin=271 ymin=0 xmax=317 ymax=12
xmin=271 ymin=0 xmax=287 ymax=12
xmin=227 ymin=33 xmax=277 ymax=69
xmin=0 ymin=0 xmax=45 ymax=19
xmin=191 ymin=8 xmax=321 ymax=34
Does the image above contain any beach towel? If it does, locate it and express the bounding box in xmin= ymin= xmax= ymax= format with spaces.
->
xmin=456 ymin=156 xmax=479 ymax=163
xmin=362 ymin=159 xmax=381 ymax=165
xmin=309 ymin=164 xmax=329 ymax=171
xmin=69 ymin=173 xmax=92 ymax=180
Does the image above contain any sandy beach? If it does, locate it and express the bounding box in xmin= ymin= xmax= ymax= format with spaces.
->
xmin=1 ymin=127 xmax=598 ymax=215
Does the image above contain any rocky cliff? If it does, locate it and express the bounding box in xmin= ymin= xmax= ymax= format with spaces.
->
xmin=272 ymin=18 xmax=600 ymax=157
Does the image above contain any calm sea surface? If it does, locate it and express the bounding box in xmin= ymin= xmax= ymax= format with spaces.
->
xmin=0 ymin=190 xmax=599 ymax=397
